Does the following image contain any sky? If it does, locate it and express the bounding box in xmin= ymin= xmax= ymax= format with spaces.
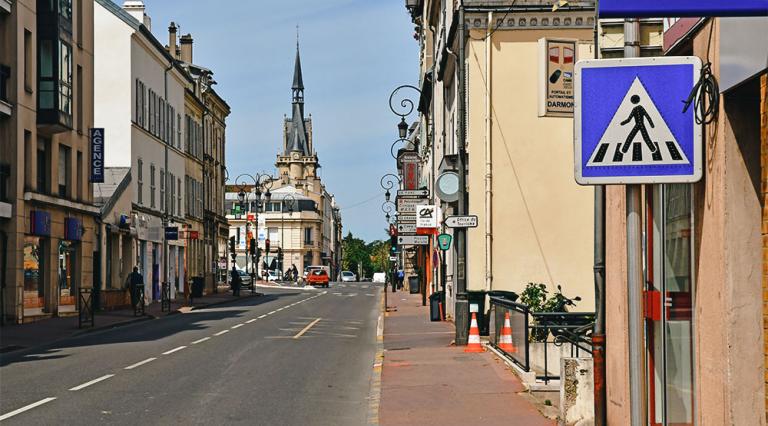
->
xmin=144 ymin=0 xmax=419 ymax=242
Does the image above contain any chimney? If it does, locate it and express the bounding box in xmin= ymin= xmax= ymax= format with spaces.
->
xmin=180 ymin=34 xmax=193 ymax=63
xmin=123 ymin=1 xmax=151 ymax=30
xmin=168 ymin=22 xmax=177 ymax=59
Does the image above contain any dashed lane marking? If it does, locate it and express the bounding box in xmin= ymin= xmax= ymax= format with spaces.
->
xmin=245 ymin=318 xmax=257 ymax=323
xmin=258 ymin=314 xmax=267 ymax=319
xmin=0 ymin=397 xmax=57 ymax=421
xmin=191 ymin=337 xmax=210 ymax=344
xmin=366 ymin=294 xmax=375 ymax=296
xmin=124 ymin=357 xmax=157 ymax=370
xmin=231 ymin=324 xmax=244 ymax=329
xmin=214 ymin=330 xmax=230 ymax=336
xmin=162 ymin=346 xmax=187 ymax=355
xmin=69 ymin=374 xmax=115 ymax=391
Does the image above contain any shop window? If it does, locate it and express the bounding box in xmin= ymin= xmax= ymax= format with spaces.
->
xmin=23 ymin=237 xmax=46 ymax=315
xmin=646 ymin=184 xmax=695 ymax=426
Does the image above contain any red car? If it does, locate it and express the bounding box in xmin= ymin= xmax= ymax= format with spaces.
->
xmin=307 ymin=269 xmax=330 ymax=288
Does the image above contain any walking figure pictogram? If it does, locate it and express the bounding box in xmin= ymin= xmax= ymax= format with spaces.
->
xmin=620 ymin=95 xmax=656 ymax=153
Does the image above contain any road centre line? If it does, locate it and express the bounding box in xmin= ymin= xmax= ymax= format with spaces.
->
xmin=0 ymin=397 xmax=57 ymax=421
xmin=124 ymin=357 xmax=157 ymax=370
xmin=257 ymin=314 xmax=267 ymax=319
xmin=231 ymin=324 xmax=244 ymax=329
xmin=162 ymin=346 xmax=187 ymax=355
xmin=214 ymin=330 xmax=230 ymax=336
xmin=191 ymin=337 xmax=210 ymax=344
xmin=69 ymin=374 xmax=115 ymax=391
xmin=293 ymin=318 xmax=322 ymax=339
xmin=245 ymin=318 xmax=257 ymax=323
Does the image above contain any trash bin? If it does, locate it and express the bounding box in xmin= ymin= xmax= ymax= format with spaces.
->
xmin=191 ymin=276 xmax=204 ymax=298
xmin=467 ymin=290 xmax=488 ymax=336
xmin=488 ymin=290 xmax=519 ymax=302
xmin=429 ymin=291 xmax=443 ymax=321
xmin=408 ymin=276 xmax=420 ymax=294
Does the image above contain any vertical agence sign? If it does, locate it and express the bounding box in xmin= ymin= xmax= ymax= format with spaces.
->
xmin=539 ymin=38 xmax=577 ymax=117
xmin=90 ymin=128 xmax=105 ymax=183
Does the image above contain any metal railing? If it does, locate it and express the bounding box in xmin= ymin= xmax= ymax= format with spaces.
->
xmin=489 ymin=295 xmax=594 ymax=384
xmin=78 ymin=288 xmax=94 ymax=328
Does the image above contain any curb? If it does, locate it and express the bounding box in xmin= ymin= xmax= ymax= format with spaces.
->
xmin=366 ymin=289 xmax=385 ymax=425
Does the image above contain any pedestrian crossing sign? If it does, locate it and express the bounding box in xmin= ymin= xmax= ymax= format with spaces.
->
xmin=574 ymin=57 xmax=702 ymax=184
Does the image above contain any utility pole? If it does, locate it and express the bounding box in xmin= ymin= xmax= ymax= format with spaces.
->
xmin=454 ymin=3 xmax=469 ymax=345
xmin=623 ymin=17 xmax=645 ymax=426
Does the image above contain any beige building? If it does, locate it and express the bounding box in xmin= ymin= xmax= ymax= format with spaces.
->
xmin=1 ymin=0 xmax=98 ymax=323
xmin=407 ymin=0 xmax=597 ymax=322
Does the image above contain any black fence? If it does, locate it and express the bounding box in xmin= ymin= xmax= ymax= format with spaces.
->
xmin=78 ymin=288 xmax=95 ymax=328
xmin=489 ymin=295 xmax=594 ymax=384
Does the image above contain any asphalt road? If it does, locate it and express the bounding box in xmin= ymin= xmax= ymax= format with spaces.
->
xmin=0 ymin=282 xmax=382 ymax=425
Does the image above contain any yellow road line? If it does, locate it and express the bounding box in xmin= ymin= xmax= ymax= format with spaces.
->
xmin=293 ymin=318 xmax=321 ymax=339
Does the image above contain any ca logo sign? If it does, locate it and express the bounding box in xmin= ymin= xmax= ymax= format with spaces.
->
xmin=418 ymin=207 xmax=434 ymax=218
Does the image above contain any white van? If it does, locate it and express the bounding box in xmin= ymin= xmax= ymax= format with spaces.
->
xmin=372 ymin=272 xmax=386 ymax=283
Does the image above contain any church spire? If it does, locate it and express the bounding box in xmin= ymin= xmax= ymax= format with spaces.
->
xmin=286 ymin=27 xmax=309 ymax=156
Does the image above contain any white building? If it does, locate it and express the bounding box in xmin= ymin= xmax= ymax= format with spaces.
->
xmin=93 ymin=0 xmax=189 ymax=301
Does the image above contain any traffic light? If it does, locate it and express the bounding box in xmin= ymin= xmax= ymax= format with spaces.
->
xmin=265 ymin=238 xmax=271 ymax=254
xmin=390 ymin=234 xmax=398 ymax=254
xmin=229 ymin=236 xmax=236 ymax=260
xmin=277 ymin=247 xmax=283 ymax=261
xmin=249 ymin=238 xmax=256 ymax=256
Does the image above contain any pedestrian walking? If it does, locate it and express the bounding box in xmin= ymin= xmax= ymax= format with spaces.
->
xmin=127 ymin=266 xmax=144 ymax=309
xmin=291 ymin=264 xmax=299 ymax=283
xmin=230 ymin=267 xmax=242 ymax=296
xmin=397 ymin=269 xmax=405 ymax=290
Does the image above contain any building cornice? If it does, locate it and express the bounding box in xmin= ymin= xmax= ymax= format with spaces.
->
xmin=464 ymin=10 xmax=595 ymax=31
xmin=24 ymin=192 xmax=100 ymax=215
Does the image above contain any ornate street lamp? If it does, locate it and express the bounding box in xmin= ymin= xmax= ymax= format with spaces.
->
xmin=389 ymin=84 xmax=421 ymax=136
xmin=380 ymin=173 xmax=401 ymax=203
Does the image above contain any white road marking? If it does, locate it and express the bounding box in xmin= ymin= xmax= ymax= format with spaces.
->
xmin=366 ymin=294 xmax=375 ymax=296
xmin=231 ymin=324 xmax=244 ymax=329
xmin=267 ymin=311 xmax=276 ymax=315
xmin=257 ymin=314 xmax=267 ymax=319
xmin=191 ymin=337 xmax=210 ymax=344
xmin=0 ymin=397 xmax=57 ymax=421
xmin=124 ymin=357 xmax=157 ymax=370
xmin=362 ymin=285 xmax=369 ymax=289
xmin=162 ymin=346 xmax=187 ymax=355
xmin=293 ymin=318 xmax=322 ymax=339
xmin=245 ymin=318 xmax=257 ymax=323
xmin=69 ymin=374 xmax=115 ymax=391
xmin=214 ymin=330 xmax=230 ymax=336
xmin=333 ymin=292 xmax=342 ymax=295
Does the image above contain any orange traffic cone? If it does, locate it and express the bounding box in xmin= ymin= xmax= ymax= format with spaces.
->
xmin=464 ymin=312 xmax=484 ymax=353
xmin=498 ymin=311 xmax=517 ymax=353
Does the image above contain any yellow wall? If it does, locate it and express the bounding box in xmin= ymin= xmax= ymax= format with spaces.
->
xmin=466 ymin=28 xmax=595 ymax=311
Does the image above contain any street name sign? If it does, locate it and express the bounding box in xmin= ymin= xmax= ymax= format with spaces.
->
xmin=574 ymin=57 xmax=702 ymax=185
xmin=397 ymin=189 xmax=429 ymax=198
xmin=599 ymin=0 xmax=768 ymax=17
xmin=398 ymin=223 xmax=417 ymax=234
xmin=398 ymin=235 xmax=429 ymax=245
xmin=445 ymin=215 xmax=478 ymax=228
xmin=389 ymin=256 xmax=398 ymax=262
xmin=397 ymin=197 xmax=421 ymax=214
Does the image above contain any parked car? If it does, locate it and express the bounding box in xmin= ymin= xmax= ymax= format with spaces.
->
xmin=237 ymin=269 xmax=253 ymax=289
xmin=307 ymin=269 xmax=330 ymax=288
xmin=340 ymin=271 xmax=356 ymax=282
xmin=267 ymin=271 xmax=279 ymax=282
xmin=303 ymin=265 xmax=330 ymax=284
xmin=372 ymin=272 xmax=386 ymax=283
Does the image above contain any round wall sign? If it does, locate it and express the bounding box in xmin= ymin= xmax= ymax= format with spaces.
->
xmin=435 ymin=171 xmax=460 ymax=203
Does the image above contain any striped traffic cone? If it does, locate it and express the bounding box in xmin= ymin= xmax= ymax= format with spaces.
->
xmin=464 ymin=312 xmax=484 ymax=353
xmin=498 ymin=311 xmax=517 ymax=353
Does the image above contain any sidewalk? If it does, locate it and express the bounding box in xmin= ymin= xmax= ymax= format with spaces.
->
xmin=379 ymin=291 xmax=553 ymax=426
xmin=0 ymin=289 xmax=262 ymax=355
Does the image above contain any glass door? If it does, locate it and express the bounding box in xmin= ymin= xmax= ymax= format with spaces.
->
xmin=58 ymin=240 xmax=77 ymax=312
xmin=646 ymin=184 xmax=695 ymax=426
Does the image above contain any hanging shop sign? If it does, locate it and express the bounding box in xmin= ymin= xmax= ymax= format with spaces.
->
xmin=416 ymin=205 xmax=438 ymax=228
xmin=538 ymin=38 xmax=577 ymax=117
xmin=90 ymin=128 xmax=105 ymax=183
xmin=64 ymin=218 xmax=83 ymax=241
xmin=437 ymin=233 xmax=453 ymax=251
xmin=164 ymin=226 xmax=179 ymax=241
xmin=599 ymin=0 xmax=768 ymax=18
xmin=30 ymin=211 xmax=51 ymax=236
xmin=574 ymin=57 xmax=702 ymax=185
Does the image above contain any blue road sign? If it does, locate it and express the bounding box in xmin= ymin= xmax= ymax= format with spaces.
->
xmin=574 ymin=57 xmax=702 ymax=185
xmin=599 ymin=0 xmax=768 ymax=18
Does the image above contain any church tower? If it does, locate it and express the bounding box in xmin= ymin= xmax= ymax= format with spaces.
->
xmin=276 ymin=36 xmax=319 ymax=188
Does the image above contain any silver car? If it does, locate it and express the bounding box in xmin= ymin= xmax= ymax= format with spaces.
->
xmin=340 ymin=271 xmax=356 ymax=282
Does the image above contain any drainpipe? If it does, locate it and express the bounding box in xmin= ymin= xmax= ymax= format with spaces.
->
xmin=484 ymin=11 xmax=493 ymax=292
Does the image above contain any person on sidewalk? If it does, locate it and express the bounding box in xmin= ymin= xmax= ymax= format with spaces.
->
xmin=397 ymin=269 xmax=404 ymax=290
xmin=230 ymin=267 xmax=242 ymax=296
xmin=127 ymin=267 xmax=145 ymax=309
xmin=291 ymin=264 xmax=299 ymax=284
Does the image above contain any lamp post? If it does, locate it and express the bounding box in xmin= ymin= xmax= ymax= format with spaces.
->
xmin=280 ymin=194 xmax=296 ymax=281
xmin=380 ymin=172 xmax=402 ymax=311
xmin=235 ymin=173 xmax=273 ymax=292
